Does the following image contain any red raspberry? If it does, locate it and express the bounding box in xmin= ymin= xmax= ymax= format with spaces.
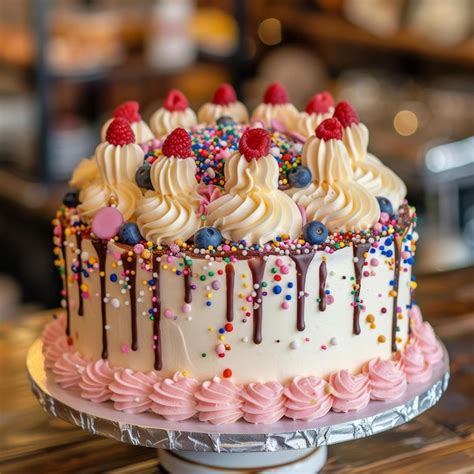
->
xmin=162 ymin=127 xmax=192 ymax=158
xmin=212 ymin=83 xmax=237 ymax=105
xmin=263 ymin=82 xmax=289 ymax=105
xmin=105 ymin=118 xmax=135 ymax=145
xmin=334 ymin=101 xmax=360 ymax=127
xmin=239 ymin=128 xmax=271 ymax=160
xmin=305 ymin=91 xmax=334 ymax=115
xmin=163 ymin=89 xmax=189 ymax=112
xmin=315 ymin=118 xmax=343 ymax=141
xmin=112 ymin=101 xmax=141 ymax=123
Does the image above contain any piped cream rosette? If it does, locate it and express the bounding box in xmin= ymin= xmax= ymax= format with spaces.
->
xmin=207 ymin=128 xmax=302 ymax=245
xmin=136 ymin=128 xmax=201 ymax=245
xmin=334 ymin=101 xmax=407 ymax=210
xmin=251 ymin=82 xmax=298 ymax=130
xmin=288 ymin=118 xmax=379 ymax=233
xmin=70 ymin=157 xmax=99 ymax=189
xmin=150 ymin=89 xmax=197 ymax=139
xmin=100 ymin=101 xmax=154 ymax=145
xmin=78 ymin=118 xmax=144 ymax=222
xmin=294 ymin=91 xmax=335 ymax=139
xmin=198 ymin=83 xmax=249 ymax=124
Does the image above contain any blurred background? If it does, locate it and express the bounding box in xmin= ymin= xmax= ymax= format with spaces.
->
xmin=0 ymin=0 xmax=473 ymax=318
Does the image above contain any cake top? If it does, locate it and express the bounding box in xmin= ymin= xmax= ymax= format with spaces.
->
xmin=63 ymin=84 xmax=412 ymax=258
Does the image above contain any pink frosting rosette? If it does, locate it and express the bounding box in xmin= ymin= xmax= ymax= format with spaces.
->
xmin=408 ymin=304 xmax=423 ymax=328
xmin=196 ymin=184 xmax=222 ymax=217
xmin=328 ymin=370 xmax=370 ymax=413
xmin=109 ymin=368 xmax=161 ymax=413
xmin=284 ymin=376 xmax=332 ymax=422
xmin=195 ymin=376 xmax=244 ymax=425
xmin=150 ymin=371 xmax=199 ymax=421
xmin=411 ymin=321 xmax=443 ymax=364
xmin=79 ymin=359 xmax=115 ymax=403
xmin=41 ymin=315 xmax=66 ymax=352
xmin=399 ymin=344 xmax=433 ymax=384
xmin=241 ymin=381 xmax=286 ymax=424
xmin=53 ymin=351 xmax=89 ymax=389
xmin=44 ymin=337 xmax=72 ymax=371
xmin=363 ymin=358 xmax=407 ymax=401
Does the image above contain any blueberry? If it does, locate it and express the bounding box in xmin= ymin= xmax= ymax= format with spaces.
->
xmin=135 ymin=165 xmax=153 ymax=190
xmin=119 ymin=223 xmax=142 ymax=245
xmin=216 ymin=116 xmax=236 ymax=127
xmin=303 ymin=221 xmax=328 ymax=245
xmin=194 ymin=227 xmax=223 ymax=248
xmin=63 ymin=190 xmax=80 ymax=208
xmin=288 ymin=166 xmax=312 ymax=188
xmin=376 ymin=196 xmax=393 ymax=215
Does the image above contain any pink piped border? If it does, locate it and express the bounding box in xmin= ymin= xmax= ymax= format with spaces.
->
xmin=42 ymin=310 xmax=443 ymax=425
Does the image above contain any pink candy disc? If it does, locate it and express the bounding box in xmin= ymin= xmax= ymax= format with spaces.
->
xmin=91 ymin=207 xmax=124 ymax=240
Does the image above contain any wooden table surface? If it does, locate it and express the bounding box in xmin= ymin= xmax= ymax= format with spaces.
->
xmin=1 ymin=266 xmax=474 ymax=473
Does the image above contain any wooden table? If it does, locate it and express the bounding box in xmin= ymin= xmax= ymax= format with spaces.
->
xmin=1 ymin=266 xmax=474 ymax=473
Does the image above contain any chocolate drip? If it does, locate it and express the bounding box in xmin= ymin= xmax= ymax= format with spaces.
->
xmin=318 ymin=260 xmax=327 ymax=312
xmin=60 ymin=223 xmax=71 ymax=336
xmin=391 ymin=236 xmax=403 ymax=352
xmin=75 ymin=232 xmax=84 ymax=316
xmin=352 ymin=244 xmax=371 ymax=335
xmin=122 ymin=252 xmax=138 ymax=351
xmin=184 ymin=262 xmax=192 ymax=304
xmin=225 ymin=263 xmax=235 ymax=322
xmin=92 ymin=240 xmax=109 ymax=359
xmin=152 ymin=254 xmax=162 ymax=370
xmin=290 ymin=254 xmax=314 ymax=332
xmin=248 ymin=257 xmax=266 ymax=344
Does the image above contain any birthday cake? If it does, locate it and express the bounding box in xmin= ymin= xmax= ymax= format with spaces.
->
xmin=42 ymin=83 xmax=443 ymax=424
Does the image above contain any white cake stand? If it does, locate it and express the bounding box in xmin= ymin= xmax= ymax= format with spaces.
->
xmin=27 ymin=339 xmax=449 ymax=473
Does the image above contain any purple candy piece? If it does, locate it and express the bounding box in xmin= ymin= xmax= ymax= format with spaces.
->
xmin=92 ymin=207 xmax=124 ymax=240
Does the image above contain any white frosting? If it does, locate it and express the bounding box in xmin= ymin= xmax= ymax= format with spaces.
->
xmin=251 ymin=103 xmax=298 ymax=130
xmin=288 ymin=135 xmax=379 ymax=233
xmin=77 ymin=141 xmax=144 ymax=222
xmin=149 ymin=108 xmax=197 ymax=139
xmin=198 ymin=101 xmax=249 ymax=124
xmin=70 ymin=158 xmax=99 ymax=190
xmin=294 ymin=109 xmax=334 ymax=138
xmin=207 ymin=152 xmax=302 ymax=244
xmin=101 ymin=118 xmax=154 ymax=145
xmin=135 ymin=155 xmax=200 ymax=244
xmin=342 ymin=122 xmax=369 ymax=163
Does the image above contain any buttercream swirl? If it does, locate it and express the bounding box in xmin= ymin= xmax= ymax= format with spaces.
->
xmin=79 ymin=359 xmax=115 ymax=403
xmin=251 ymin=103 xmax=298 ymax=130
xmin=328 ymin=370 xmax=370 ymax=412
xmin=150 ymin=107 xmax=197 ymax=138
xmin=45 ymin=337 xmax=72 ymax=371
xmin=109 ymin=368 xmax=161 ymax=413
xmin=288 ymin=134 xmax=379 ymax=233
xmin=53 ymin=351 xmax=89 ymax=389
xmin=41 ymin=315 xmax=66 ymax=352
xmin=342 ymin=122 xmax=369 ymax=163
xmin=150 ymin=371 xmax=199 ymax=421
xmin=241 ymin=382 xmax=286 ymax=424
xmin=195 ymin=376 xmax=244 ymax=424
xmin=136 ymin=155 xmax=201 ymax=244
xmin=284 ymin=376 xmax=332 ymax=421
xmin=78 ymin=140 xmax=144 ymax=222
xmin=207 ymin=152 xmax=302 ymax=244
xmin=354 ymin=153 xmax=407 ymax=211
xmin=363 ymin=358 xmax=407 ymax=400
xmin=101 ymin=118 xmax=154 ymax=145
xmin=399 ymin=344 xmax=432 ymax=384
xmin=198 ymin=101 xmax=249 ymax=125
xmin=70 ymin=158 xmax=99 ymax=190
xmin=294 ymin=109 xmax=334 ymax=139
xmin=411 ymin=322 xmax=443 ymax=364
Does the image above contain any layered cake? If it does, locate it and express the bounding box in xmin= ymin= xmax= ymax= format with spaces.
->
xmin=43 ymin=83 xmax=443 ymax=424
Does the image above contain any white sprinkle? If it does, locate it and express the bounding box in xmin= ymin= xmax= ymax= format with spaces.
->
xmin=111 ymin=298 xmax=120 ymax=309
xmin=290 ymin=340 xmax=300 ymax=350
xmin=81 ymin=251 xmax=89 ymax=261
xmin=242 ymin=337 xmax=249 ymax=343
xmin=135 ymin=397 xmax=140 ymax=403
xmin=353 ymin=257 xmax=359 ymax=263
xmin=330 ymin=337 xmax=338 ymax=346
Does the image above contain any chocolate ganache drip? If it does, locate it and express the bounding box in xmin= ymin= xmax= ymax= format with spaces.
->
xmin=122 ymin=251 xmax=138 ymax=351
xmin=92 ymin=240 xmax=109 ymax=359
xmin=290 ymin=254 xmax=314 ymax=332
xmin=248 ymin=257 xmax=266 ymax=344
xmin=352 ymin=244 xmax=370 ymax=335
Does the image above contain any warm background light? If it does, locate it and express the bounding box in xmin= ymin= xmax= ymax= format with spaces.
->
xmin=258 ymin=18 xmax=282 ymax=45
xmin=393 ymin=110 xmax=418 ymax=136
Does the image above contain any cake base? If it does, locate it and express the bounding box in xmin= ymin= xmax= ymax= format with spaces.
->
xmin=28 ymin=338 xmax=449 ymax=472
